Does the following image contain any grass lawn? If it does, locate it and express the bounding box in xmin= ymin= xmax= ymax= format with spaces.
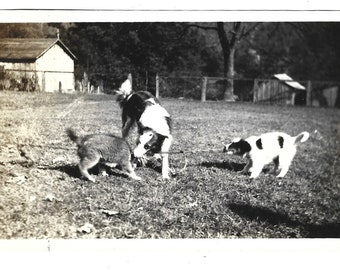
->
xmin=0 ymin=91 xmax=339 ymax=238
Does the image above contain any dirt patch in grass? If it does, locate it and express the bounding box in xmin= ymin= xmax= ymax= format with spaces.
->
xmin=0 ymin=91 xmax=339 ymax=238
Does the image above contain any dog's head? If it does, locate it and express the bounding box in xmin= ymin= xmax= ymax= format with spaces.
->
xmin=133 ymin=128 xmax=167 ymax=158
xmin=223 ymin=138 xmax=251 ymax=157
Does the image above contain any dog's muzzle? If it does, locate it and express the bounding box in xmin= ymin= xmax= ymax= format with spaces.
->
xmin=223 ymin=144 xmax=236 ymax=155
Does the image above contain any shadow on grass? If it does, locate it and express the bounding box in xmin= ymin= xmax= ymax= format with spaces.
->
xmin=200 ymin=160 xmax=246 ymax=171
xmin=228 ymin=203 xmax=340 ymax=238
xmin=46 ymin=164 xmax=130 ymax=179
xmin=45 ymin=164 xmax=80 ymax=178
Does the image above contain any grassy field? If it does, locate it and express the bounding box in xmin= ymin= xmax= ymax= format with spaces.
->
xmin=0 ymin=91 xmax=339 ymax=239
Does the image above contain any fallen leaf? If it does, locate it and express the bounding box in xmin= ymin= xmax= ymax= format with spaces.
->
xmin=45 ymin=194 xmax=55 ymax=202
xmin=77 ymin=223 xmax=94 ymax=233
xmin=102 ymin=209 xmax=120 ymax=216
xmin=52 ymin=156 xmax=65 ymax=163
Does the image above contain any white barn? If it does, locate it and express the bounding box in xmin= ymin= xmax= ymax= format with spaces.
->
xmin=0 ymin=38 xmax=76 ymax=92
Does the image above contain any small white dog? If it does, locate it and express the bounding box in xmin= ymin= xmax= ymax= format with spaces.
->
xmin=223 ymin=131 xmax=310 ymax=179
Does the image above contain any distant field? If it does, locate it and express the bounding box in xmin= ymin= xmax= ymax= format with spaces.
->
xmin=0 ymin=91 xmax=339 ymax=238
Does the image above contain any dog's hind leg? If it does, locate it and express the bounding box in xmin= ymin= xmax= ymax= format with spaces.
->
xmin=276 ymin=151 xmax=295 ymax=178
xmin=121 ymin=162 xmax=141 ymax=180
xmin=79 ymin=156 xmax=100 ymax=182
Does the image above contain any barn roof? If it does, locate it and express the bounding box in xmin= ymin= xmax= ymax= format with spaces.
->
xmin=0 ymin=38 xmax=77 ymax=62
xmin=273 ymin=73 xmax=306 ymax=90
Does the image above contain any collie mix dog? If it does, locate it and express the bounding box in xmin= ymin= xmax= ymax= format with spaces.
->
xmin=66 ymin=128 xmax=141 ymax=182
xmin=115 ymin=78 xmax=173 ymax=179
xmin=223 ymin=131 xmax=309 ymax=179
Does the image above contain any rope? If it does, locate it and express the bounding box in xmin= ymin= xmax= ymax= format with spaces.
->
xmin=160 ymin=148 xmax=223 ymax=155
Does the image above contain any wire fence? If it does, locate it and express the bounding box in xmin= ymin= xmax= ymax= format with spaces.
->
xmin=1 ymin=67 xmax=339 ymax=107
xmin=153 ymin=75 xmax=340 ymax=107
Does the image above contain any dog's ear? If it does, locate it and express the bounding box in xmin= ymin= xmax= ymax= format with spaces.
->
xmin=243 ymin=153 xmax=250 ymax=158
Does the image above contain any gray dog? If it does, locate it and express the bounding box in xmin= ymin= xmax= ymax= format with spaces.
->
xmin=66 ymin=128 xmax=141 ymax=182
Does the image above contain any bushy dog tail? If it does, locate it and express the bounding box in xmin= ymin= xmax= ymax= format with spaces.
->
xmin=66 ymin=128 xmax=81 ymax=146
xmin=113 ymin=78 xmax=132 ymax=101
xmin=294 ymin=131 xmax=310 ymax=144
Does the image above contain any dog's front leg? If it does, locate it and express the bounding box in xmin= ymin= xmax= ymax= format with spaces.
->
xmin=161 ymin=136 xmax=172 ymax=179
xmin=249 ymin=161 xmax=263 ymax=179
xmin=122 ymin=116 xmax=135 ymax=138
xmin=240 ymin=159 xmax=252 ymax=174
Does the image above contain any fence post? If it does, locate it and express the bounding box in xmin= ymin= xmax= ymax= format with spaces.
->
xmin=306 ymin=80 xmax=312 ymax=106
xmin=252 ymin=79 xmax=258 ymax=103
xmin=201 ymin=76 xmax=207 ymax=102
xmin=42 ymin=71 xmax=46 ymax=92
xmin=128 ymin=73 xmax=132 ymax=88
xmin=155 ymin=73 xmax=160 ymax=99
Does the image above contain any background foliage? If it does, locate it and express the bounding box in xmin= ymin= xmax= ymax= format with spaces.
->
xmin=1 ymin=22 xmax=340 ymax=91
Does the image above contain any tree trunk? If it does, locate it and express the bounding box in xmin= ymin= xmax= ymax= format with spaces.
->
xmin=223 ymin=47 xmax=235 ymax=101
xmin=217 ymin=22 xmax=236 ymax=101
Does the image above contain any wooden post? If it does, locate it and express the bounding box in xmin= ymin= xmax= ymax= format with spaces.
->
xmin=155 ymin=73 xmax=160 ymax=99
xmin=306 ymin=80 xmax=312 ymax=106
xmin=252 ymin=79 xmax=258 ymax=103
xmin=42 ymin=71 xmax=46 ymax=92
xmin=201 ymin=76 xmax=207 ymax=102
xmin=127 ymin=73 xmax=132 ymax=89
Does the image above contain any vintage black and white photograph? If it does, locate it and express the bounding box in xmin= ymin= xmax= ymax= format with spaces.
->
xmin=1 ymin=19 xmax=339 ymax=238
xmin=0 ymin=2 xmax=339 ymax=268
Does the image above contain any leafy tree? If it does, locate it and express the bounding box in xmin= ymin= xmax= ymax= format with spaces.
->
xmin=249 ymin=22 xmax=340 ymax=81
xmin=54 ymin=22 xmax=213 ymax=91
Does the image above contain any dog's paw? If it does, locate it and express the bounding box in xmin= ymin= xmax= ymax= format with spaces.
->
xmin=249 ymin=173 xmax=259 ymax=179
xmin=162 ymin=174 xmax=171 ymax=180
xmin=239 ymin=170 xmax=250 ymax=176
xmin=87 ymin=176 xmax=96 ymax=183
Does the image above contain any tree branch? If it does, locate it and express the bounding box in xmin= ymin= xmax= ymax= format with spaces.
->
xmin=185 ymin=23 xmax=218 ymax=31
xmin=176 ymin=23 xmax=218 ymax=42
xmin=239 ymin=22 xmax=262 ymax=40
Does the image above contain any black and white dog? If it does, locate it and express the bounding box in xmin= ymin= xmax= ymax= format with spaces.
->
xmin=223 ymin=131 xmax=310 ymax=179
xmin=115 ymin=78 xmax=173 ymax=179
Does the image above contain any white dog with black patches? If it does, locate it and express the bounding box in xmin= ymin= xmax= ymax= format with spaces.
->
xmin=115 ymin=78 xmax=172 ymax=179
xmin=223 ymin=131 xmax=309 ymax=179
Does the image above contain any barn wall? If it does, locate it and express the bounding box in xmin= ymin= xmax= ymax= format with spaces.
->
xmin=36 ymin=44 xmax=74 ymax=92
xmin=256 ymin=81 xmax=292 ymax=104
xmin=0 ymin=62 xmax=38 ymax=90
xmin=255 ymin=80 xmax=297 ymax=105
xmin=0 ymin=62 xmax=35 ymax=70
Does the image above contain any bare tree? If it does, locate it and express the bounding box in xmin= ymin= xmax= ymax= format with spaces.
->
xmin=186 ymin=22 xmax=261 ymax=101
